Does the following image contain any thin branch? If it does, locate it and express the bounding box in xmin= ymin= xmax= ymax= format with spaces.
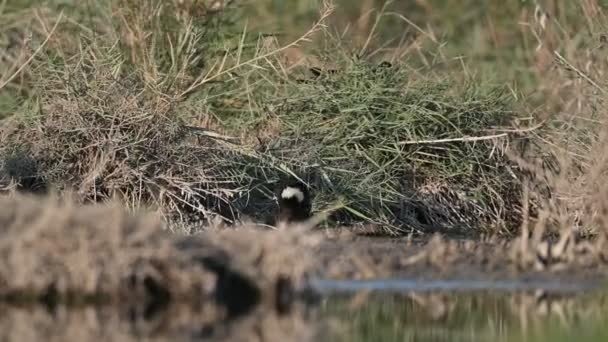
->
xmin=399 ymin=133 xmax=508 ymax=145
xmin=0 ymin=11 xmax=65 ymax=90
xmin=385 ymin=11 xmax=438 ymax=44
xmin=491 ymin=120 xmax=547 ymax=134
xmin=178 ymin=1 xmax=335 ymax=99
xmin=554 ymin=51 xmax=606 ymax=94
xmin=184 ymin=126 xmax=240 ymax=144
xmin=399 ymin=121 xmax=545 ymax=145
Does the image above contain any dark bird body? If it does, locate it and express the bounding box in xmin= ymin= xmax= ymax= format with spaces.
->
xmin=273 ymin=181 xmax=312 ymax=225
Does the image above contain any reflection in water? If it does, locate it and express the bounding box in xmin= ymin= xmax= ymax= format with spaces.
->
xmin=322 ymin=289 xmax=608 ymax=342
xmin=2 ymin=287 xmax=608 ymax=342
xmin=0 ymin=302 xmax=318 ymax=342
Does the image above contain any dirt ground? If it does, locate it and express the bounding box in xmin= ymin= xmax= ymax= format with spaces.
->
xmin=309 ymin=232 xmax=608 ymax=287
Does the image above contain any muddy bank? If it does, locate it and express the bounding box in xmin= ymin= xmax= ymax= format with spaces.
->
xmin=311 ymin=233 xmax=608 ymax=286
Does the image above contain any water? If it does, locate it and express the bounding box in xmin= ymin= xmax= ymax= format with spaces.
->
xmin=2 ymin=279 xmax=606 ymax=342
xmin=312 ymin=278 xmax=599 ymax=294
xmin=317 ymin=280 xmax=608 ymax=342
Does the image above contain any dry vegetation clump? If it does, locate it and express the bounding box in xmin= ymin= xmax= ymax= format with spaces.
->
xmin=208 ymin=27 xmax=530 ymax=235
xmin=0 ymin=0 xmax=532 ymax=235
xmin=0 ymin=193 xmax=321 ymax=317
xmin=0 ymin=0 xmax=281 ymax=227
xmin=0 ymin=0 xmax=539 ymax=236
xmin=4 ymin=0 xmax=608 ymax=240
xmin=0 ymin=50 xmax=262 ymax=225
xmin=0 ymin=0 xmax=335 ymax=229
xmin=504 ymin=1 xmax=608 ymax=268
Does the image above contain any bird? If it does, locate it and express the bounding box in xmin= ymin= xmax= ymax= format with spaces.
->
xmin=273 ymin=180 xmax=312 ymax=226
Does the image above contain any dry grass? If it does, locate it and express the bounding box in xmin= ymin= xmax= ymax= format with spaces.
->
xmin=0 ymin=0 xmax=341 ymax=231
xmin=0 ymin=0 xmax=531 ymax=236
xmin=503 ymin=1 xmax=608 ymax=269
xmin=0 ymin=193 xmax=320 ymax=314
xmin=0 ymin=52 xmax=259 ymax=225
xmin=0 ymin=192 xmax=177 ymax=300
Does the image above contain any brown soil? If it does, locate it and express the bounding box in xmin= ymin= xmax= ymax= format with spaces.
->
xmin=311 ymin=232 xmax=608 ymax=285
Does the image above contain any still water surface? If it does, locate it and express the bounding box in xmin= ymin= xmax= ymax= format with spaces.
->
xmin=319 ymin=279 xmax=608 ymax=342
xmin=2 ymin=279 xmax=606 ymax=342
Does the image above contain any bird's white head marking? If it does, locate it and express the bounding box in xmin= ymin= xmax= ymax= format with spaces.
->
xmin=281 ymin=186 xmax=305 ymax=203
